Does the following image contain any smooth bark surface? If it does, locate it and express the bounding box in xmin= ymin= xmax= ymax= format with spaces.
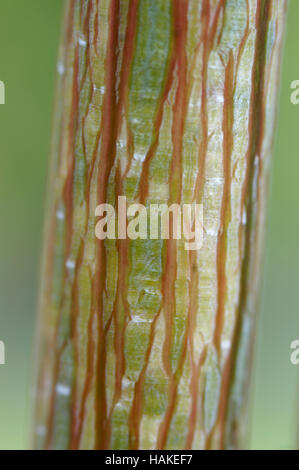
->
xmin=33 ymin=0 xmax=286 ymax=450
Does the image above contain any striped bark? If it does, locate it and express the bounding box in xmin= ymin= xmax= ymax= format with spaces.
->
xmin=33 ymin=0 xmax=286 ymax=450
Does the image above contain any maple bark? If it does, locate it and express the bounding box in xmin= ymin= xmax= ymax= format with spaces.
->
xmin=33 ymin=0 xmax=286 ymax=450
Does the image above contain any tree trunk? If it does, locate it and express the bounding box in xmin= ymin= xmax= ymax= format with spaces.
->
xmin=33 ymin=0 xmax=286 ymax=450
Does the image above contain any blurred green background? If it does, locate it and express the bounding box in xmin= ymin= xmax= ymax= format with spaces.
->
xmin=0 ymin=0 xmax=298 ymax=450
